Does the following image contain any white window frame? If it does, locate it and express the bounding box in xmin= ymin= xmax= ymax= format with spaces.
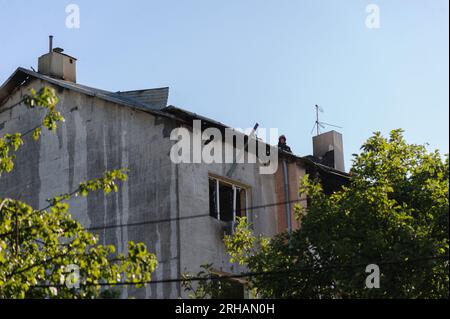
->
xmin=209 ymin=175 xmax=250 ymax=222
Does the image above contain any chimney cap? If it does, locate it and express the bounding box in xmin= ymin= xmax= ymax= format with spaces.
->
xmin=53 ymin=47 xmax=64 ymax=53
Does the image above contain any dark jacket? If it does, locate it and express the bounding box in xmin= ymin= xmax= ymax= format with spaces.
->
xmin=278 ymin=142 xmax=292 ymax=153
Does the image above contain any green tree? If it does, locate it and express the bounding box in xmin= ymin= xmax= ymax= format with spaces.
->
xmin=181 ymin=264 xmax=246 ymax=299
xmin=0 ymin=87 xmax=157 ymax=298
xmin=223 ymin=129 xmax=449 ymax=298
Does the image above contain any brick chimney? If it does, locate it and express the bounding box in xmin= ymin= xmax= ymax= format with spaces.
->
xmin=38 ymin=36 xmax=77 ymax=83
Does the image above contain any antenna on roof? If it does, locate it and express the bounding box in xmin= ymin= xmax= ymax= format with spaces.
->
xmin=310 ymin=104 xmax=342 ymax=135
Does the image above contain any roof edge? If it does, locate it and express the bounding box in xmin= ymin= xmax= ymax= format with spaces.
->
xmin=0 ymin=68 xmax=179 ymax=122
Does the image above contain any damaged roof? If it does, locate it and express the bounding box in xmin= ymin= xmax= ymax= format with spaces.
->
xmin=0 ymin=67 xmax=170 ymax=115
xmin=163 ymin=105 xmax=350 ymax=180
xmin=0 ymin=67 xmax=350 ymax=180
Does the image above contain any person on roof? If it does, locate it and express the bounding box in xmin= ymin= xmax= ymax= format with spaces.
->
xmin=278 ymin=135 xmax=292 ymax=153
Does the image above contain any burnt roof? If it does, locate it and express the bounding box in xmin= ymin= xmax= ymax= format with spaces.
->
xmin=0 ymin=68 xmax=170 ymax=115
xmin=164 ymin=105 xmax=350 ymax=180
xmin=0 ymin=67 xmax=350 ymax=181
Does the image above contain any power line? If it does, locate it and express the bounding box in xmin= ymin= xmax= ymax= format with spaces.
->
xmin=2 ymin=96 xmax=309 ymax=234
xmin=87 ymin=213 xmax=210 ymax=231
xmin=0 ymin=98 xmax=26 ymax=116
xmin=27 ymin=255 xmax=449 ymax=289
xmin=86 ymin=198 xmax=307 ymax=231
xmin=0 ymin=195 xmax=307 ymax=237
xmin=2 ymin=98 xmax=310 ymax=235
xmin=3 ymin=97 xmax=448 ymax=291
xmin=1 ymin=95 xmax=79 ymax=141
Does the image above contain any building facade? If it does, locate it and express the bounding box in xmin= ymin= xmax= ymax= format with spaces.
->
xmin=0 ymin=47 xmax=348 ymax=298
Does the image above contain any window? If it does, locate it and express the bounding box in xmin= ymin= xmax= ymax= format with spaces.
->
xmin=209 ymin=176 xmax=248 ymax=222
xmin=212 ymin=279 xmax=246 ymax=299
xmin=209 ymin=269 xmax=249 ymax=299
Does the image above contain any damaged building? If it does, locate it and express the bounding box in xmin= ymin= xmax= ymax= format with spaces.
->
xmin=0 ymin=44 xmax=349 ymax=298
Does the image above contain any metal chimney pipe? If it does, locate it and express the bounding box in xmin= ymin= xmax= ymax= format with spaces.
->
xmin=49 ymin=35 xmax=54 ymax=53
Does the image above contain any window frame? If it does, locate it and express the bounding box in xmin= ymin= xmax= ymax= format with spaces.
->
xmin=210 ymin=268 xmax=253 ymax=299
xmin=208 ymin=173 xmax=250 ymax=222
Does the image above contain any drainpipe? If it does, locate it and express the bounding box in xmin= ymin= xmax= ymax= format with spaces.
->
xmin=282 ymin=160 xmax=292 ymax=235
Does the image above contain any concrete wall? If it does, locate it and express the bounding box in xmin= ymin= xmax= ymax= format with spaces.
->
xmin=0 ymin=78 xmax=286 ymax=298
xmin=0 ymin=78 xmax=178 ymax=298
xmin=176 ymin=149 xmax=279 ymax=281
xmin=38 ymin=52 xmax=77 ymax=82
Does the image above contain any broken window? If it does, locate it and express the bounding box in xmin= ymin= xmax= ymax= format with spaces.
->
xmin=212 ymin=278 xmax=246 ymax=299
xmin=208 ymin=176 xmax=248 ymax=222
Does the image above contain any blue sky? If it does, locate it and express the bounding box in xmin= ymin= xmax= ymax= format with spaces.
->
xmin=0 ymin=0 xmax=448 ymax=170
